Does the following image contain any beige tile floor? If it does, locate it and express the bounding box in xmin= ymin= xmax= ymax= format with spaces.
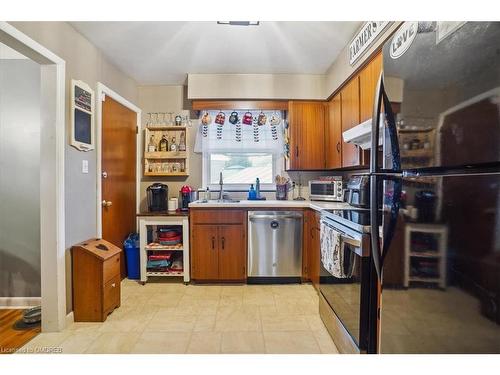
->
xmin=18 ymin=280 xmax=338 ymax=354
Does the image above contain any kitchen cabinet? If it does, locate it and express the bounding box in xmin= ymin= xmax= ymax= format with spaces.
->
xmin=218 ymin=225 xmax=246 ymax=280
xmin=359 ymin=53 xmax=382 ymax=122
xmin=340 ymin=76 xmax=361 ymax=167
xmin=325 ymin=93 xmax=342 ymax=169
xmin=303 ymin=209 xmax=321 ymax=290
xmin=191 ymin=225 xmax=219 ymax=280
xmin=190 ymin=209 xmax=246 ymax=281
xmin=286 ymin=101 xmax=326 ymax=170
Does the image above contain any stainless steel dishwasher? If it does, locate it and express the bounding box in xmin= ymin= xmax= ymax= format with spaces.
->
xmin=247 ymin=211 xmax=303 ymax=282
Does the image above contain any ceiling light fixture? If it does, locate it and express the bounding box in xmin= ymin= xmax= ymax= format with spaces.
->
xmin=217 ymin=21 xmax=260 ymax=26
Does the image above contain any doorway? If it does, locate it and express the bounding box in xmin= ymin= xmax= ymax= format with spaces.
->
xmin=0 ymin=22 xmax=66 ymax=336
xmin=97 ymin=83 xmax=140 ymax=278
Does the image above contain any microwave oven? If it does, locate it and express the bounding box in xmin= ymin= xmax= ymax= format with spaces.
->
xmin=309 ymin=178 xmax=344 ymax=202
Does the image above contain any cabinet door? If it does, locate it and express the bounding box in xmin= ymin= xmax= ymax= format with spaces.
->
xmin=287 ymin=101 xmax=326 ymax=170
xmin=359 ymin=53 xmax=382 ymax=122
xmin=310 ymin=215 xmax=321 ymax=290
xmin=191 ymin=225 xmax=219 ymax=280
xmin=341 ymin=77 xmax=361 ymax=167
xmin=218 ymin=225 xmax=246 ymax=280
xmin=302 ymin=209 xmax=312 ymax=280
xmin=325 ymin=94 xmax=342 ymax=169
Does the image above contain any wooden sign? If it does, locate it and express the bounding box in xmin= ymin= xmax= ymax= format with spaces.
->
xmin=349 ymin=22 xmax=389 ymax=65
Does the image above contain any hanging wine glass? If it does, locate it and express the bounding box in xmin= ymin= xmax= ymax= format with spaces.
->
xmin=146 ymin=112 xmax=152 ymax=128
xmin=166 ymin=112 xmax=174 ymax=126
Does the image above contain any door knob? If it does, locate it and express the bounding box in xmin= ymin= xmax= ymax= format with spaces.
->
xmin=102 ymin=200 xmax=112 ymax=207
xmin=102 ymin=171 xmax=108 ymax=178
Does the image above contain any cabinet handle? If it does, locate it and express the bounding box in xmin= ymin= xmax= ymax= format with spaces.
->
xmin=111 ymin=283 xmax=116 ymax=288
xmin=295 ymin=145 xmax=299 ymax=158
xmin=221 ymin=237 xmax=225 ymax=250
xmin=336 ymin=142 xmax=341 ymax=153
xmin=211 ymin=237 xmax=215 ymax=250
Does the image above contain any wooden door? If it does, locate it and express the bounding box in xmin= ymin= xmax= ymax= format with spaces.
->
xmin=101 ymin=96 xmax=137 ymax=277
xmin=340 ymin=77 xmax=361 ymax=167
xmin=325 ymin=94 xmax=342 ymax=169
xmin=191 ymin=225 xmax=219 ymax=280
xmin=359 ymin=53 xmax=382 ymax=122
xmin=287 ymin=101 xmax=325 ymax=170
xmin=218 ymin=225 xmax=246 ymax=280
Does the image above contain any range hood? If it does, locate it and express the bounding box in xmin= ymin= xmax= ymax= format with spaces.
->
xmin=342 ymin=116 xmax=384 ymax=150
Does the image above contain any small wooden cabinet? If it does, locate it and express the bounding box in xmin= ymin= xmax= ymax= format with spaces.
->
xmin=286 ymin=101 xmax=326 ymax=170
xmin=72 ymin=239 xmax=122 ymax=322
xmin=303 ymin=209 xmax=321 ymax=290
xmin=190 ymin=210 xmax=246 ymax=281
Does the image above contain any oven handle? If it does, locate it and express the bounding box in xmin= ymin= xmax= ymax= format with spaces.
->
xmin=321 ymin=219 xmax=368 ymax=257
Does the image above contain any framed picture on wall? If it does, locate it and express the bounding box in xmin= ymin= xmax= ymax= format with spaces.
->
xmin=70 ymin=79 xmax=94 ymax=151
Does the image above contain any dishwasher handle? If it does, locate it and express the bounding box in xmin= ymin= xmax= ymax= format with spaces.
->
xmin=249 ymin=214 xmax=302 ymax=221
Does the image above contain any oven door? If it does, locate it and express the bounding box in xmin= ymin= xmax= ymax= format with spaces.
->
xmin=319 ymin=219 xmax=372 ymax=353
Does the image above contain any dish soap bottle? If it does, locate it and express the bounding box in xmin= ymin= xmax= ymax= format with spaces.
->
xmin=248 ymin=184 xmax=257 ymax=200
xmin=255 ymin=178 xmax=261 ymax=199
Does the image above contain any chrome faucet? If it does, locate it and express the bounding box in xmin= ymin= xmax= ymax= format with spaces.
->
xmin=218 ymin=172 xmax=224 ymax=200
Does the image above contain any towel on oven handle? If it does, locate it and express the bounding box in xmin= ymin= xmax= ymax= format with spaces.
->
xmin=320 ymin=221 xmax=344 ymax=278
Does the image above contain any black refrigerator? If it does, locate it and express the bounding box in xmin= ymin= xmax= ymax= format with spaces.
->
xmin=370 ymin=22 xmax=500 ymax=353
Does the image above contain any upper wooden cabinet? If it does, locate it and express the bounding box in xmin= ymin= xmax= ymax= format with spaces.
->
xmin=359 ymin=53 xmax=382 ymax=122
xmin=340 ymin=77 xmax=361 ymax=167
xmin=286 ymin=101 xmax=326 ymax=170
xmin=325 ymin=94 xmax=342 ymax=169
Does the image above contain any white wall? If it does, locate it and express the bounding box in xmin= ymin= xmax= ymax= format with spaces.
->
xmin=0 ymin=58 xmax=41 ymax=298
xmin=9 ymin=22 xmax=139 ymax=313
xmin=188 ymin=74 xmax=325 ymax=100
xmin=138 ymin=85 xmax=201 ymax=211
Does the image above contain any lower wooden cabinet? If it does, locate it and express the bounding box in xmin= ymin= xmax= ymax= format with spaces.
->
xmin=302 ymin=209 xmax=321 ymax=289
xmin=303 ymin=209 xmax=321 ymax=290
xmin=191 ymin=224 xmax=220 ymax=280
xmin=190 ymin=209 xmax=247 ymax=282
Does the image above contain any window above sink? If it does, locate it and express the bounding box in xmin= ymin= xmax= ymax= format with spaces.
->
xmin=203 ymin=152 xmax=282 ymax=191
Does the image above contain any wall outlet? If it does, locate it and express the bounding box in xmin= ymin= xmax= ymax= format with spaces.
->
xmin=82 ymin=160 xmax=89 ymax=174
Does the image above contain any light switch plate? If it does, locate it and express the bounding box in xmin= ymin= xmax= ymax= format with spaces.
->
xmin=82 ymin=159 xmax=89 ymax=174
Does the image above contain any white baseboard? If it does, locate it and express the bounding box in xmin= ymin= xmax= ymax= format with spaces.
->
xmin=65 ymin=311 xmax=74 ymax=328
xmin=0 ymin=297 xmax=41 ymax=308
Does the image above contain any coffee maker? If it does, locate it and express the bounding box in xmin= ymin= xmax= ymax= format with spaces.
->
xmin=179 ymin=185 xmax=197 ymax=212
xmin=147 ymin=183 xmax=168 ymax=212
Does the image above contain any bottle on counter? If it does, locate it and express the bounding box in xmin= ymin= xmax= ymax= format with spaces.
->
xmin=248 ymin=184 xmax=257 ymax=200
xmin=255 ymin=178 xmax=261 ymax=199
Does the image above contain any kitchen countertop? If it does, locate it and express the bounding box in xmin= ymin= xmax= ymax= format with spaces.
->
xmin=189 ymin=199 xmax=350 ymax=212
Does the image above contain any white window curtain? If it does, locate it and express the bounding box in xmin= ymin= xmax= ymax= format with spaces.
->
xmin=194 ymin=110 xmax=284 ymax=154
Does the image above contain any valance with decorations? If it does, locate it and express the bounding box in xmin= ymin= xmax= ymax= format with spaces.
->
xmin=194 ymin=110 xmax=284 ymax=154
